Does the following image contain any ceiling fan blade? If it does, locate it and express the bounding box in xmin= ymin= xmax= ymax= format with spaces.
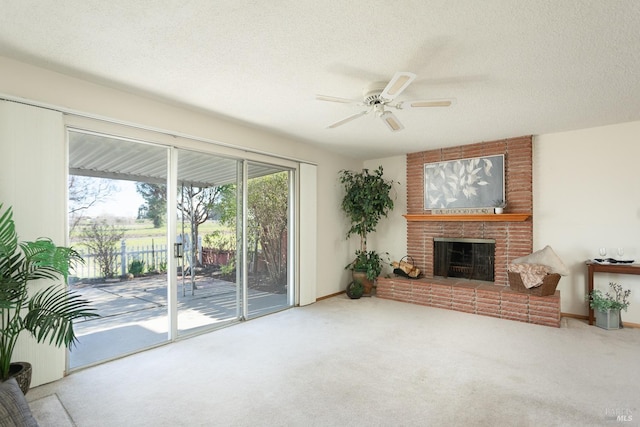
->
xmin=315 ymin=94 xmax=360 ymax=104
xmin=399 ymin=98 xmax=456 ymax=109
xmin=326 ymin=111 xmax=368 ymax=129
xmin=379 ymin=111 xmax=404 ymax=132
xmin=380 ymin=71 xmax=416 ymax=101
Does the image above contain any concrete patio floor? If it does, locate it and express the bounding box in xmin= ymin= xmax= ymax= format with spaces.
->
xmin=69 ymin=273 xmax=289 ymax=369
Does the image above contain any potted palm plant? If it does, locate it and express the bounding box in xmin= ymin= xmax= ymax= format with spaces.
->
xmin=587 ymin=282 xmax=631 ymax=330
xmin=339 ymin=166 xmax=396 ymax=295
xmin=0 ymin=204 xmax=99 ymax=394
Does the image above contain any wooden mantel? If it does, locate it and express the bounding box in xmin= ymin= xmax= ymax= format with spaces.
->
xmin=403 ymin=213 xmax=531 ymax=222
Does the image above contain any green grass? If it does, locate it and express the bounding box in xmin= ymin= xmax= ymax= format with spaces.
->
xmin=70 ymin=219 xmax=227 ymax=250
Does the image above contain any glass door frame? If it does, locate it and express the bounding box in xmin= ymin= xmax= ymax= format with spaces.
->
xmin=66 ymin=127 xmax=172 ymax=369
xmin=65 ymin=114 xmax=300 ymax=360
xmin=240 ymin=161 xmax=296 ymax=320
xmin=168 ymin=152 xmax=298 ymax=336
xmin=167 ymin=146 xmax=178 ymax=339
xmin=172 ymin=148 xmax=248 ymax=336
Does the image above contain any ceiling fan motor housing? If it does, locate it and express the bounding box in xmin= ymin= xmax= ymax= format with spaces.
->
xmin=363 ymin=81 xmax=389 ymax=105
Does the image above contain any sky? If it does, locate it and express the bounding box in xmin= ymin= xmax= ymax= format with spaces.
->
xmin=84 ymin=180 xmax=145 ymax=218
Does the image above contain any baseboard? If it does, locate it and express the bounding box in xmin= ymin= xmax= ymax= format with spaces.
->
xmin=317 ymin=291 xmax=345 ymax=301
xmin=561 ymin=312 xmax=587 ymax=320
xmin=561 ymin=312 xmax=640 ymax=329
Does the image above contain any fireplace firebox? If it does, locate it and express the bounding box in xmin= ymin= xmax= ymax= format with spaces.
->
xmin=434 ymin=238 xmax=495 ymax=281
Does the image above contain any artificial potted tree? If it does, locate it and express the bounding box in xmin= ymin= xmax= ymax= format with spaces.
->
xmin=587 ymin=282 xmax=631 ymax=330
xmin=0 ymin=204 xmax=99 ymax=394
xmin=339 ymin=166 xmax=396 ymax=296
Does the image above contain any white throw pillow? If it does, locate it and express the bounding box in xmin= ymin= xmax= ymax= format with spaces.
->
xmin=512 ymin=245 xmax=569 ymax=276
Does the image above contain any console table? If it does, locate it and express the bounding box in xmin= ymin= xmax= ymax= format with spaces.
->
xmin=586 ymin=261 xmax=640 ymax=325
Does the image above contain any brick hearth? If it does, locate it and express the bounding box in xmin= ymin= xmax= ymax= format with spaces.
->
xmin=375 ymin=136 xmax=561 ymax=327
xmin=377 ymin=277 xmax=561 ymax=327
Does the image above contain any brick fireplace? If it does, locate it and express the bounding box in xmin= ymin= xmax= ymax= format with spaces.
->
xmin=405 ymin=136 xmax=534 ymax=283
xmin=376 ymin=136 xmax=562 ymax=327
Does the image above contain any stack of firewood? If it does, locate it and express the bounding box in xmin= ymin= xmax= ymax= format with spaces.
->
xmin=392 ymin=258 xmax=421 ymax=278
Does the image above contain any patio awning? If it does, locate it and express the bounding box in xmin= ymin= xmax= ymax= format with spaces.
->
xmin=69 ymin=130 xmax=285 ymax=186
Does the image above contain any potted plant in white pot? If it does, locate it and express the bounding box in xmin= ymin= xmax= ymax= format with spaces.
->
xmin=492 ymin=199 xmax=506 ymax=214
xmin=0 ymin=203 xmax=99 ymax=394
xmin=587 ymin=282 xmax=631 ymax=330
xmin=339 ymin=166 xmax=396 ymax=296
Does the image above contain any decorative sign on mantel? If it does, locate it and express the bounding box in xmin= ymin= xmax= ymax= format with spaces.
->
xmin=403 ymin=213 xmax=531 ymax=222
xmin=432 ymin=208 xmax=494 ymax=215
xmin=424 ymin=154 xmax=505 ymax=211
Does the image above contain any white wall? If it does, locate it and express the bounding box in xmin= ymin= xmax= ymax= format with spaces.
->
xmin=534 ymin=121 xmax=640 ymax=323
xmin=298 ymin=163 xmax=317 ymax=305
xmin=364 ymin=156 xmax=408 ymax=275
xmin=0 ymin=56 xmax=360 ymax=385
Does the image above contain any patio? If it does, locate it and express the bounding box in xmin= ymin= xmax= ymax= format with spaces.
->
xmin=69 ymin=273 xmax=288 ymax=369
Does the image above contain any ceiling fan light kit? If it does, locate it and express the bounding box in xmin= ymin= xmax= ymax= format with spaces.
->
xmin=316 ymin=71 xmax=454 ymax=132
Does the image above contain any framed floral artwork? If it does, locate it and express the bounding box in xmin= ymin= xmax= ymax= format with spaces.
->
xmin=424 ymin=154 xmax=504 ymax=210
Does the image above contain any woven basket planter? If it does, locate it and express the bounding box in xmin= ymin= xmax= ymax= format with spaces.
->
xmin=508 ymin=272 xmax=561 ymax=296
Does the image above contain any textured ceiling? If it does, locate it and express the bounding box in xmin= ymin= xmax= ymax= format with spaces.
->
xmin=1 ymin=1 xmax=640 ymax=160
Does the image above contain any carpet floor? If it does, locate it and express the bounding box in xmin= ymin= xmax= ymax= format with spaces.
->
xmin=27 ymin=295 xmax=640 ymax=426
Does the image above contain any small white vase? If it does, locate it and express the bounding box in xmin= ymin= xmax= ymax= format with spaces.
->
xmin=494 ymin=207 xmax=504 ymax=214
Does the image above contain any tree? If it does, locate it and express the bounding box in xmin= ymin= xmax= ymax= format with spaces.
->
xmin=136 ymin=183 xmax=166 ymax=228
xmin=80 ymin=220 xmax=126 ymax=278
xmin=339 ymin=166 xmax=395 ymax=254
xmin=136 ymin=182 xmax=233 ymax=266
xmin=211 ymin=184 xmax=237 ymax=224
xmin=217 ymin=173 xmax=289 ymax=285
xmin=68 ymin=175 xmax=117 ymax=232
xmin=178 ymin=184 xmax=230 ymax=266
xmin=248 ymin=173 xmax=289 ymax=285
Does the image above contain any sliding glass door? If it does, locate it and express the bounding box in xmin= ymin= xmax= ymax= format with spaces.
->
xmin=68 ymin=129 xmax=296 ymax=368
xmin=176 ymin=149 xmax=242 ymax=334
xmin=245 ymin=163 xmax=293 ymax=318
xmin=68 ymin=130 xmax=170 ymax=368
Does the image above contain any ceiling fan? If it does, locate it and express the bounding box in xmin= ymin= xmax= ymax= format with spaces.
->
xmin=316 ymin=71 xmax=454 ymax=132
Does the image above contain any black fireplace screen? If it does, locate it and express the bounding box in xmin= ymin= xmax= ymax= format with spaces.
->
xmin=433 ymin=238 xmax=495 ymax=281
